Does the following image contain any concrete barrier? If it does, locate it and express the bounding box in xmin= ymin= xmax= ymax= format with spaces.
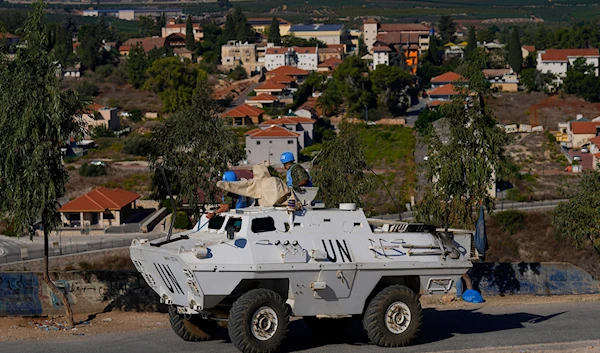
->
xmin=0 ymin=271 xmax=165 ymax=316
xmin=469 ymin=262 xmax=600 ymax=296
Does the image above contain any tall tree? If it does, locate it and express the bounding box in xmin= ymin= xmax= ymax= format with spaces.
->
xmin=465 ymin=26 xmax=477 ymax=58
xmin=148 ymin=85 xmax=244 ymax=217
xmin=333 ymin=55 xmax=375 ymax=116
xmin=415 ymin=64 xmax=510 ymax=231
xmin=357 ymin=34 xmax=368 ymax=57
xmin=232 ymin=7 xmax=254 ymax=43
xmin=437 ymin=15 xmax=456 ymax=43
xmin=127 ymin=44 xmax=148 ymax=89
xmin=425 ymin=35 xmax=440 ymax=65
xmin=312 ymin=121 xmax=374 ymax=207
xmin=222 ymin=13 xmax=236 ymax=42
xmin=185 ymin=16 xmax=195 ymax=50
xmin=370 ymin=65 xmax=412 ymax=116
xmin=0 ymin=1 xmax=81 ymax=326
xmin=268 ymin=17 xmax=281 ymax=45
xmin=53 ymin=25 xmax=74 ymax=67
xmin=507 ymin=27 xmax=523 ymax=73
xmin=139 ymin=16 xmax=158 ymax=37
xmin=553 ymin=168 xmax=600 ymax=256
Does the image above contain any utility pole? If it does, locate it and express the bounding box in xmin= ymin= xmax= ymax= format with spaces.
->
xmin=365 ymin=105 xmax=369 ymax=124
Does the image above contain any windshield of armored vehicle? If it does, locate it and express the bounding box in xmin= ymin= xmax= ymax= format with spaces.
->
xmin=251 ymin=216 xmax=276 ymax=233
xmin=208 ymin=216 xmax=226 ymax=230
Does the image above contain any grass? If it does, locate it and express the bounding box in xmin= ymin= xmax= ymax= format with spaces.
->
xmin=358 ymin=124 xmax=415 ymax=169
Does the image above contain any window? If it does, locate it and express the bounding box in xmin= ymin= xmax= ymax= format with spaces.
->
xmin=256 ymin=141 xmax=261 ymax=145
xmin=208 ymin=215 xmax=226 ymax=230
xmin=226 ymin=217 xmax=243 ymax=233
xmin=251 ymin=217 xmax=276 ymax=233
xmin=269 ymin=140 xmax=272 ymax=144
xmin=288 ymin=140 xmax=293 ymax=144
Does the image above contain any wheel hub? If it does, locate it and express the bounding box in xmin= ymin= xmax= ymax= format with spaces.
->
xmin=251 ymin=306 xmax=278 ymax=341
xmin=385 ymin=301 xmax=411 ymax=334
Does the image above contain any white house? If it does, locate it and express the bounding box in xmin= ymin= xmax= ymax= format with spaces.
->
xmin=265 ymin=46 xmax=318 ymax=71
xmin=259 ymin=116 xmax=316 ymax=148
xmin=372 ymin=41 xmax=391 ymax=67
xmin=295 ymin=47 xmax=318 ymax=71
xmin=245 ymin=126 xmax=301 ymax=167
xmin=536 ymin=49 xmax=600 ymax=84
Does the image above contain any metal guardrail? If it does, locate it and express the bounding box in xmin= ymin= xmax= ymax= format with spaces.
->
xmin=0 ymin=233 xmax=164 ymax=265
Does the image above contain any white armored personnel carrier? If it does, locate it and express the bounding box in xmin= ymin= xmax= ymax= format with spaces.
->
xmin=130 ymin=187 xmax=474 ymax=353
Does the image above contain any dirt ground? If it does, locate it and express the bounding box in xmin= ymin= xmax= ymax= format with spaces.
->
xmin=1 ymin=294 xmax=598 ymax=342
xmin=489 ymin=92 xmax=600 ymax=130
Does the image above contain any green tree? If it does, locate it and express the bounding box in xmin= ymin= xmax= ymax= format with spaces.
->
xmin=437 ymin=15 xmax=456 ymax=43
xmin=228 ymin=65 xmax=247 ymax=80
xmin=520 ymin=68 xmax=555 ymax=93
xmin=312 ymin=121 xmax=374 ymax=207
xmin=414 ymin=108 xmax=443 ymax=134
xmin=222 ymin=13 xmax=236 ymax=41
xmin=77 ymin=24 xmax=103 ymax=71
xmin=0 ymin=1 xmax=82 ymax=326
xmin=185 ymin=16 xmax=195 ymax=50
xmin=370 ymin=65 xmax=413 ymax=116
xmin=232 ymin=7 xmax=254 ymax=43
xmin=268 ymin=17 xmax=281 ymax=45
xmin=357 ymin=34 xmax=368 ymax=57
xmin=139 ymin=16 xmax=158 ymax=37
xmin=415 ymin=64 xmax=510 ymax=231
xmin=465 ymin=26 xmax=477 ymax=58
xmin=317 ymin=79 xmax=343 ymax=116
xmin=127 ymin=44 xmax=148 ymax=89
xmin=424 ymin=35 xmax=440 ymax=65
xmin=282 ymin=34 xmax=327 ymax=48
xmin=507 ymin=27 xmax=523 ymax=73
xmin=148 ymin=86 xmax=244 ymax=217
xmin=553 ymin=168 xmax=600 ymax=256
xmin=333 ymin=56 xmax=374 ymax=116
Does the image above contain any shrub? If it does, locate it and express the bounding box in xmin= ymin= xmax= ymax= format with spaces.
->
xmin=493 ymin=210 xmax=525 ymax=234
xmin=123 ymin=135 xmax=153 ymax=156
xmin=506 ymin=188 xmax=527 ymax=202
xmin=78 ymin=163 xmax=107 ymax=177
xmin=128 ymin=109 xmax=144 ymax=123
xmin=247 ymin=90 xmax=257 ymax=97
xmin=92 ymin=126 xmax=114 ymax=138
xmin=228 ymin=65 xmax=248 ymax=81
xmin=173 ymin=211 xmax=191 ymax=229
xmin=77 ymin=80 xmax=100 ymax=98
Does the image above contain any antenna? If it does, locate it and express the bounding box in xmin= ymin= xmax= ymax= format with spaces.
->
xmin=159 ymin=165 xmax=177 ymax=241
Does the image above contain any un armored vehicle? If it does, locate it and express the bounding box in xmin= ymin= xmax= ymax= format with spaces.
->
xmin=130 ymin=188 xmax=474 ymax=353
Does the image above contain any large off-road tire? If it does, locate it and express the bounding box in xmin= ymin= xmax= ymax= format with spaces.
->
xmin=228 ymin=289 xmax=290 ymax=353
xmin=168 ymin=306 xmax=222 ymax=341
xmin=303 ymin=316 xmax=353 ymax=336
xmin=362 ymin=285 xmax=422 ymax=347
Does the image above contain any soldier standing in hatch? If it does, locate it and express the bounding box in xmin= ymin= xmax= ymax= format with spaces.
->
xmin=207 ymin=171 xmax=248 ymax=219
xmin=280 ymin=152 xmax=312 ymax=190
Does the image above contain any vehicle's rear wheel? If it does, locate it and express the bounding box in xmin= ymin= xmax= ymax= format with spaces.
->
xmin=228 ymin=289 xmax=290 ymax=353
xmin=362 ymin=285 xmax=422 ymax=347
xmin=303 ymin=316 xmax=353 ymax=336
xmin=168 ymin=305 xmax=222 ymax=341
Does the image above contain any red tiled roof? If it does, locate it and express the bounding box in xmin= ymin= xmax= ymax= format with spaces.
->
xmin=572 ymin=122 xmax=600 ymax=134
xmin=379 ymin=23 xmax=430 ymax=32
xmin=589 ymin=136 xmax=600 ymax=145
xmin=0 ymin=32 xmax=19 ymax=39
xmin=259 ymin=117 xmax=315 ymax=126
xmin=428 ymin=100 xmax=450 ymax=107
xmin=119 ymin=45 xmax=131 ymax=52
xmin=317 ymin=57 xmax=343 ymax=69
xmin=268 ymin=66 xmax=309 ymax=76
xmin=248 ymin=94 xmax=278 ymax=102
xmin=256 ymin=82 xmax=287 ymax=91
xmin=166 ymin=33 xmax=186 ymax=40
xmin=266 ymin=74 xmax=296 ymax=84
xmin=373 ymin=45 xmax=392 ymax=52
xmin=428 ymin=83 xmax=463 ymax=96
xmin=123 ymin=37 xmax=166 ymax=53
xmin=59 ymin=188 xmax=140 ymax=212
xmin=222 ymin=104 xmax=264 ymax=118
xmin=431 ymin=72 xmax=465 ymax=83
xmin=541 ymin=49 xmax=599 ymax=62
xmin=522 ymin=45 xmax=536 ymax=53
xmin=266 ymin=47 xmax=289 ymax=55
xmin=294 ymin=46 xmax=317 ymax=54
xmin=166 ymin=23 xmax=201 ymax=29
xmin=247 ymin=17 xmax=290 ymax=25
xmin=364 ymin=18 xmax=379 ymax=24
xmin=83 ymin=103 xmax=104 ymax=114
xmin=246 ymin=125 xmax=301 ymax=138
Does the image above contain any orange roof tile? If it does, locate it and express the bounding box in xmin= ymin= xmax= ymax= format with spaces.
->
xmin=572 ymin=122 xmax=600 ymax=135
xmin=222 ymin=104 xmax=264 ymax=118
xmin=266 ymin=47 xmax=289 ymax=55
xmin=594 ymin=152 xmax=600 ymax=158
xmin=589 ymin=136 xmax=600 ymax=145
xmin=522 ymin=45 xmax=536 ymax=53
xmin=364 ymin=18 xmax=379 ymax=24
xmin=431 ymin=72 xmax=465 ymax=83
xmin=294 ymin=46 xmax=317 ymax=54
xmin=259 ymin=117 xmax=315 ymax=126
xmin=123 ymin=37 xmax=166 ymax=53
xmin=248 ymin=94 xmax=278 ymax=102
xmin=256 ymin=82 xmax=287 ymax=91
xmin=428 ymin=83 xmax=463 ymax=96
xmin=268 ymin=66 xmax=309 ymax=76
xmin=541 ymin=49 xmax=599 ymax=62
xmin=317 ymin=57 xmax=343 ymax=69
xmin=59 ymin=188 xmax=140 ymax=212
xmin=428 ymin=100 xmax=450 ymax=107
xmin=379 ymin=23 xmax=429 ymax=32
xmin=265 ymin=74 xmax=296 ymax=84
xmin=246 ymin=126 xmax=301 ymax=138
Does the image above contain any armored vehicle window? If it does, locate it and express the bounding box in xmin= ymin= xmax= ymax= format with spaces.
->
xmin=208 ymin=215 xmax=226 ymax=230
xmin=251 ymin=217 xmax=276 ymax=233
xmin=226 ymin=217 xmax=243 ymax=233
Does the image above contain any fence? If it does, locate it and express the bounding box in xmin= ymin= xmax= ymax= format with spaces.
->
xmin=0 ymin=233 xmax=164 ymax=265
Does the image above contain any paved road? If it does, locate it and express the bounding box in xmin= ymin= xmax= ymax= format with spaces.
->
xmin=232 ymin=82 xmax=260 ymax=107
xmin=3 ymin=300 xmax=600 ymax=353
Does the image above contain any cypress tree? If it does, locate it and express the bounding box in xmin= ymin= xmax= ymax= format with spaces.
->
xmin=508 ymin=27 xmax=523 ymax=73
xmin=465 ymin=26 xmax=477 ymax=58
xmin=185 ymin=16 xmax=195 ymax=50
xmin=268 ymin=17 xmax=281 ymax=45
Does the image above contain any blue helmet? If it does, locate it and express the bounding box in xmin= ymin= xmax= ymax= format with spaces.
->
xmin=222 ymin=170 xmax=238 ymax=182
xmin=280 ymin=152 xmax=295 ymax=164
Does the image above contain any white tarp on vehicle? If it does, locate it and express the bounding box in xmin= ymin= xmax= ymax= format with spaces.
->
xmin=217 ymin=164 xmax=291 ymax=207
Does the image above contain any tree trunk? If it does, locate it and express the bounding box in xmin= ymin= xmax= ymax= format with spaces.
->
xmin=41 ymin=226 xmax=74 ymax=327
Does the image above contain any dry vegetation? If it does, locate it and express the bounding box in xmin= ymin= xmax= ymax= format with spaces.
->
xmin=65 ymin=168 xmax=152 ymax=200
xmin=486 ymin=210 xmax=600 ymax=280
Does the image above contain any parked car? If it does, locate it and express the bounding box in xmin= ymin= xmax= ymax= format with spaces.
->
xmin=573 ymin=156 xmax=582 ymax=161
xmin=581 ymin=148 xmax=589 ymax=153
xmin=367 ymin=121 xmax=377 ymax=126
xmin=90 ymin=160 xmax=107 ymax=167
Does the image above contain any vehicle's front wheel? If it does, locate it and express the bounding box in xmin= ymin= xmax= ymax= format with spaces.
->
xmin=362 ymin=285 xmax=422 ymax=347
xmin=228 ymin=289 xmax=290 ymax=353
xmin=168 ymin=305 xmax=222 ymax=341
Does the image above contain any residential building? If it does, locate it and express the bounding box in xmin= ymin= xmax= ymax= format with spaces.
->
xmin=522 ymin=45 xmax=536 ymax=59
xmin=81 ymin=104 xmax=120 ymax=135
xmin=161 ymin=18 xmax=203 ymax=41
xmin=259 ymin=116 xmax=316 ymax=148
xmin=317 ymin=57 xmax=342 ymax=72
xmin=264 ymin=46 xmax=318 ymax=71
xmin=83 ymin=8 xmax=182 ymax=21
xmin=221 ymin=104 xmax=264 ymax=126
xmin=248 ymin=18 xmax=291 ymax=36
xmin=362 ymin=19 xmax=431 ymax=53
xmin=59 ymin=187 xmax=140 ymax=228
xmin=318 ymin=45 xmax=344 ymax=62
xmin=427 ymin=84 xmax=462 ymax=101
xmin=265 ymin=66 xmax=309 ymax=83
xmin=295 ymin=96 xmax=321 ymax=118
xmin=567 ymin=121 xmax=600 ymax=148
xmin=372 ymin=41 xmax=392 ymax=67
xmin=120 ymin=37 xmax=167 ymax=55
xmin=265 ymin=74 xmax=296 ymax=86
xmin=289 ymin=24 xmax=346 ymax=45
xmin=430 ymin=72 xmax=465 ymax=89
xmin=220 ymin=41 xmax=262 ymax=75
xmin=245 ymin=126 xmax=301 ymax=166
xmin=246 ymin=94 xmax=280 ymax=109
xmin=174 ymin=47 xmax=193 ymax=61
xmin=444 ymin=42 xmax=466 ymax=61
xmin=536 ymin=49 xmax=600 ymax=83
xmin=483 ymin=69 xmax=519 ymax=92
xmin=0 ymin=32 xmax=20 ymax=50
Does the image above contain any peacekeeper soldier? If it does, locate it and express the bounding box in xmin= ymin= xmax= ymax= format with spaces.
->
xmin=207 ymin=171 xmax=248 ymax=219
xmin=280 ymin=152 xmax=312 ymax=190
